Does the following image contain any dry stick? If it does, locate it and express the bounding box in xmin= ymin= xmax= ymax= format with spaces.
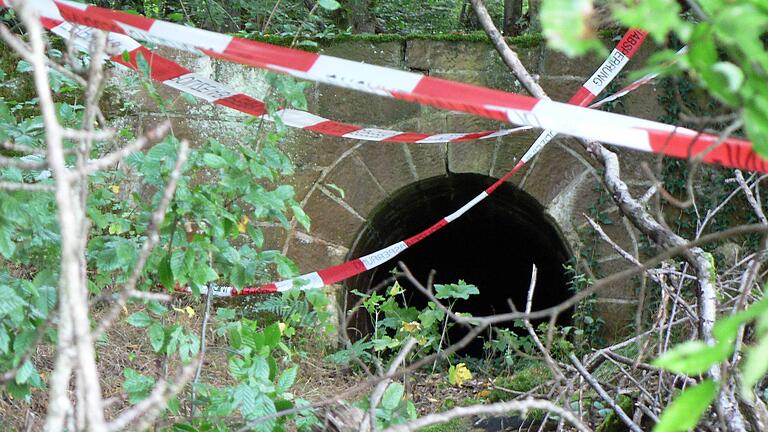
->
xmin=107 ymin=360 xmax=199 ymax=432
xmin=12 ymin=2 xmax=109 ymax=430
xmin=568 ymin=353 xmax=643 ymax=432
xmin=522 ymin=264 xmax=566 ymax=381
xmin=360 ymin=338 xmax=418 ymax=432
xmin=191 ymin=286 xmax=214 ymax=417
xmin=93 ymin=138 xmax=189 ymax=340
xmin=380 ymin=398 xmax=592 ymax=432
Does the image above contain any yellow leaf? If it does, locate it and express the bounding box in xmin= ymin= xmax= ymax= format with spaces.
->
xmin=278 ymin=322 xmax=287 ymax=334
xmin=449 ymin=363 xmax=473 ymax=387
xmin=109 ymin=184 xmax=120 ymax=194
xmin=173 ymin=306 xmax=194 ymax=318
xmin=477 ymin=389 xmax=491 ymax=398
xmin=400 ymin=321 xmax=421 ymax=333
xmin=237 ymin=215 xmax=250 ymax=233
xmin=388 ymin=281 xmax=403 ymax=296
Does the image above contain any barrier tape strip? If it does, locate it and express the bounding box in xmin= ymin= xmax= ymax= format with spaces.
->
xmin=11 ymin=0 xmax=767 ymax=174
xmin=42 ymin=20 xmax=532 ymax=143
xmin=7 ymin=1 xmax=765 ymax=295
xmin=36 ymin=17 xmax=669 ymax=297
xmin=190 ymin=28 xmax=648 ymax=296
xmin=589 ymin=46 xmax=688 ymax=109
xmin=46 ymin=20 xmax=669 ymax=146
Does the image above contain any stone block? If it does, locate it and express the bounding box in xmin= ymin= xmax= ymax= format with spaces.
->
xmin=321 ymin=42 xmax=404 ymax=67
xmin=520 ymin=143 xmax=590 ymax=207
xmin=286 ymin=234 xmax=347 ymax=274
xmin=491 ymin=128 xmax=550 ymax=179
xmin=354 ymin=142 xmax=417 ymax=194
xmin=325 ymin=156 xmax=387 ymax=217
xmin=290 ymin=167 xmax=322 ymax=203
xmin=300 ymin=191 xmax=365 ymax=246
xmin=315 ymin=84 xmax=421 ymax=126
xmin=593 ymin=300 xmax=638 ymax=341
xmin=408 ymin=143 xmax=447 ymax=179
xmin=405 ymin=40 xmax=488 ymax=72
xmin=538 ymin=77 xmax=587 ymax=103
xmin=280 ymin=129 xmax=356 ymax=169
xmin=541 ymin=47 xmax=606 ymax=78
xmin=448 ymin=139 xmax=495 ymax=175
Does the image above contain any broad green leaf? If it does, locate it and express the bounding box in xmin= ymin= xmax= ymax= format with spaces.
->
xmin=317 ymin=0 xmax=340 ymax=11
xmin=0 ymin=227 xmax=15 ymax=259
xmin=277 ymin=366 xmax=298 ymax=393
xmin=381 ymin=382 xmax=405 ymax=410
xmin=123 ymin=368 xmax=156 ymax=403
xmin=263 ymin=323 xmax=281 ymax=349
xmin=158 ymin=254 xmax=174 ymax=289
xmin=614 ymin=0 xmax=689 ymax=43
xmin=653 ymin=340 xmax=731 ymax=375
xmin=202 ymin=153 xmax=228 ymax=169
xmin=541 ymin=0 xmax=606 ymax=57
xmin=741 ymin=333 xmax=768 ymax=396
xmin=0 ymin=285 xmax=24 ymax=318
xmin=434 ymin=281 xmax=480 ymax=300
xmin=714 ymin=296 xmax=768 ymax=341
xmin=654 ymin=380 xmax=717 ymax=432
xmin=15 ymin=359 xmax=35 ymax=385
xmin=252 ymin=355 xmax=270 ymax=381
xmin=126 ymin=311 xmax=152 ymax=328
xmin=148 ymin=323 xmax=165 ymax=352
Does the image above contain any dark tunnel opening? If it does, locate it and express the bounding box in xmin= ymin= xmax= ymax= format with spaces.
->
xmin=344 ymin=173 xmax=574 ymax=357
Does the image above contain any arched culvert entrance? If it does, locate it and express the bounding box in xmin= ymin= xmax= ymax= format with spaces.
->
xmin=345 ymin=173 xmax=574 ymax=356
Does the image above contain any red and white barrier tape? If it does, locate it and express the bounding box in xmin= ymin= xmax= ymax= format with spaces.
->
xmin=7 ymin=1 xmax=765 ymax=296
xmin=589 ymin=46 xmax=688 ymax=109
xmin=10 ymin=1 xmax=763 ymax=174
xmin=45 ymin=21 xmax=530 ymax=143
xmin=190 ymin=28 xmax=648 ymax=296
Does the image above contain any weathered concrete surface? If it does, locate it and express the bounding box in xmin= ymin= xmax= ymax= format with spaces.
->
xmin=106 ymin=38 xmax=667 ymax=341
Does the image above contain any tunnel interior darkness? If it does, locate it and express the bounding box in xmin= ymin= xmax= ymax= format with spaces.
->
xmin=345 ymin=173 xmax=574 ymax=356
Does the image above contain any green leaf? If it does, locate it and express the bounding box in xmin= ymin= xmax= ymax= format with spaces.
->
xmin=654 ymin=380 xmax=716 ymax=432
xmin=711 ymin=62 xmax=744 ymax=93
xmin=158 ymin=254 xmax=174 ymax=289
xmin=0 ymin=285 xmax=24 ymax=318
xmin=277 ymin=366 xmax=298 ymax=393
xmin=123 ymin=368 xmax=156 ymax=403
xmin=381 ymin=382 xmax=404 ymax=410
xmin=317 ymin=0 xmax=340 ymax=11
xmin=148 ymin=323 xmax=165 ymax=352
xmin=263 ymin=323 xmax=281 ymax=349
xmin=434 ymin=280 xmax=480 ymax=300
xmin=202 ymin=153 xmax=228 ymax=169
xmin=0 ymin=227 xmax=15 ymax=259
xmin=541 ymin=0 xmax=606 ymax=57
xmin=15 ymin=359 xmax=35 ymax=385
xmin=653 ymin=340 xmax=731 ymax=375
xmin=126 ymin=311 xmax=152 ymax=328
xmin=741 ymin=333 xmax=768 ymax=396
xmin=252 ymin=355 xmax=270 ymax=381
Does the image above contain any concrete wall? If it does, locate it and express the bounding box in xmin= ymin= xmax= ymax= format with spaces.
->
xmin=107 ymin=37 xmax=665 ymax=339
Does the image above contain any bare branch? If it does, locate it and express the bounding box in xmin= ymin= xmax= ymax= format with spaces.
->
xmin=381 ymin=398 xmax=592 ymax=432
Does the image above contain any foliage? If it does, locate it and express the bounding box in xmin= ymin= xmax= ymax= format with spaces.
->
xmin=652 ymin=294 xmax=768 ymax=431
